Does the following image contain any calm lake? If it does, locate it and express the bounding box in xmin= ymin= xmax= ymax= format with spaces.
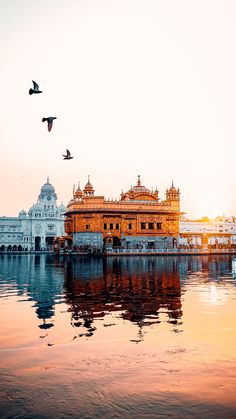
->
xmin=0 ymin=254 xmax=236 ymax=418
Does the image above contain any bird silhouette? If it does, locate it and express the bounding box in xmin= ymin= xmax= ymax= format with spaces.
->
xmin=42 ymin=116 xmax=57 ymax=132
xmin=29 ymin=80 xmax=42 ymax=95
xmin=62 ymin=149 xmax=74 ymax=160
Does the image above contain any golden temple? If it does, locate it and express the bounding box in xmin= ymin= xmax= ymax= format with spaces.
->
xmin=63 ymin=175 xmax=181 ymax=251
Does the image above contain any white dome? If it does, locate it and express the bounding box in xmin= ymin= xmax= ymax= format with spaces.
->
xmin=41 ymin=182 xmax=55 ymax=194
xmin=28 ymin=203 xmax=43 ymax=214
xmin=19 ymin=210 xmax=27 ymax=218
xmin=58 ymin=203 xmax=66 ymax=213
xmin=38 ymin=177 xmax=57 ymax=200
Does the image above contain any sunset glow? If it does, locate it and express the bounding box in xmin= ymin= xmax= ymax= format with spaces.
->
xmin=1 ymin=1 xmax=236 ymax=417
xmin=0 ymin=1 xmax=236 ymax=218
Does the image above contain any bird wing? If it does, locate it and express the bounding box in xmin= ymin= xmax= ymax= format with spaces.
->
xmin=66 ymin=149 xmax=71 ymax=157
xmin=32 ymin=80 xmax=39 ymax=91
xmin=48 ymin=121 xmax=53 ymax=132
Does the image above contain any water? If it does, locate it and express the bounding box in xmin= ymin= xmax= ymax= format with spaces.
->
xmin=0 ymin=254 xmax=236 ymax=418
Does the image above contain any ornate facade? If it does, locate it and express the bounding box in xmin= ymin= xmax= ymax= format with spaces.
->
xmin=0 ymin=178 xmax=66 ymax=251
xmin=65 ymin=176 xmax=181 ymax=251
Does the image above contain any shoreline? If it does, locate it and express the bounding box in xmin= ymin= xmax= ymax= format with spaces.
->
xmin=1 ymin=249 xmax=236 ymax=256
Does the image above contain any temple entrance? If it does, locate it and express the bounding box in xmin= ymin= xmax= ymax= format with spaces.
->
xmin=46 ymin=236 xmax=54 ymax=250
xmin=103 ymin=235 xmax=121 ymax=249
xmin=147 ymin=241 xmax=155 ymax=249
xmin=35 ymin=236 xmax=41 ymax=251
xmin=112 ymin=236 xmax=121 ymax=247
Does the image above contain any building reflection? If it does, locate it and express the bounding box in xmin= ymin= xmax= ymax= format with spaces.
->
xmin=177 ymin=254 xmax=233 ymax=282
xmin=64 ymin=256 xmax=183 ymax=337
xmin=0 ymin=254 xmax=234 ymax=338
xmin=0 ymin=254 xmax=65 ymax=329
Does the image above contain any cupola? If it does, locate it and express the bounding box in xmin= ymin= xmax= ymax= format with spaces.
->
xmin=121 ymin=175 xmax=158 ymax=201
xmin=166 ymin=180 xmax=180 ymax=201
xmin=83 ymin=176 xmax=94 ymax=196
xmin=74 ymin=182 xmax=83 ymax=199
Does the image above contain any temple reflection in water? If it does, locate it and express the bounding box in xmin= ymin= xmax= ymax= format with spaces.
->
xmin=64 ymin=257 xmax=183 ymax=337
xmin=0 ymin=254 xmax=234 ymax=338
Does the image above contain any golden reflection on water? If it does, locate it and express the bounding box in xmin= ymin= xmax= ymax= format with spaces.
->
xmin=0 ymin=254 xmax=236 ymax=417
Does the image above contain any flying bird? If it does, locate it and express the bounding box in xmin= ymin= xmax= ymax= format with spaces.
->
xmin=62 ymin=149 xmax=74 ymax=160
xmin=29 ymin=80 xmax=42 ymax=95
xmin=42 ymin=116 xmax=57 ymax=132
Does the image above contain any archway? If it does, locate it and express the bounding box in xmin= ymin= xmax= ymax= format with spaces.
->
xmin=35 ymin=236 xmax=41 ymax=251
xmin=103 ymin=236 xmax=121 ymax=248
xmin=18 ymin=245 xmax=22 ymax=251
xmin=13 ymin=245 xmax=17 ymax=251
xmin=112 ymin=236 xmax=121 ymax=247
xmin=7 ymin=245 xmax=12 ymax=251
xmin=45 ymin=236 xmax=55 ymax=250
xmin=0 ymin=245 xmax=5 ymax=251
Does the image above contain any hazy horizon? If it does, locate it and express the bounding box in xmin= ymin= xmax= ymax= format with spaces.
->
xmin=1 ymin=0 xmax=236 ymax=219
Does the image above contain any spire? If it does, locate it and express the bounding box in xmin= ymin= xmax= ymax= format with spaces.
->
xmin=47 ymin=175 xmax=49 ymax=183
xmin=137 ymin=175 xmax=141 ymax=186
xmin=172 ymin=179 xmax=174 ymax=188
xmin=73 ymin=184 xmax=75 ymax=195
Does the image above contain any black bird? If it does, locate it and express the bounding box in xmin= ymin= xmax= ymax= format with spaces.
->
xmin=29 ymin=80 xmax=42 ymax=95
xmin=62 ymin=149 xmax=74 ymax=160
xmin=42 ymin=116 xmax=57 ymax=132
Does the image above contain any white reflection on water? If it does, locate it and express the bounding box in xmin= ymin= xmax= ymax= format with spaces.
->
xmin=209 ymin=283 xmax=228 ymax=305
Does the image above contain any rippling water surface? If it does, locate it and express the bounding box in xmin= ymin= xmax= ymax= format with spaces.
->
xmin=0 ymin=254 xmax=236 ymax=418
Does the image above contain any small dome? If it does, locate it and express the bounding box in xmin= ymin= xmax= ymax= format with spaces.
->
xmin=83 ymin=176 xmax=94 ymax=195
xmin=169 ymin=180 xmax=177 ymax=192
xmin=121 ymin=175 xmax=158 ymax=202
xmin=19 ymin=210 xmax=27 ymax=218
xmin=84 ymin=176 xmax=93 ymax=191
xmin=58 ymin=203 xmax=66 ymax=212
xmin=130 ymin=184 xmax=150 ymax=194
xmin=28 ymin=203 xmax=43 ymax=213
xmin=129 ymin=175 xmax=150 ymax=194
xmin=74 ymin=182 xmax=83 ymax=197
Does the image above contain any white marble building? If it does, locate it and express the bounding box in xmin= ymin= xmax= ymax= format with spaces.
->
xmin=179 ymin=216 xmax=236 ymax=246
xmin=0 ymin=178 xmax=66 ymax=251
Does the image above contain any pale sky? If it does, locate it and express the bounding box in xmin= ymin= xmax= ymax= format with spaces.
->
xmin=0 ymin=0 xmax=236 ymax=218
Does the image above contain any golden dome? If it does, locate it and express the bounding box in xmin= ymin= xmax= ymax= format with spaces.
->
xmin=83 ymin=176 xmax=94 ymax=195
xmin=74 ymin=182 xmax=83 ymax=197
xmin=121 ymin=175 xmax=158 ymax=201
